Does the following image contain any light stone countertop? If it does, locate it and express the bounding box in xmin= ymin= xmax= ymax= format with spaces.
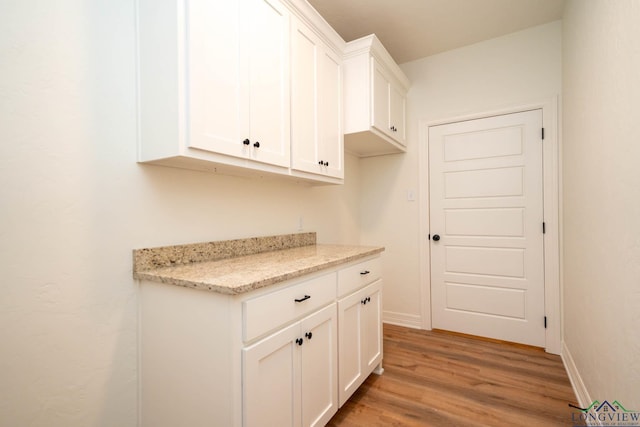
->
xmin=134 ymin=238 xmax=384 ymax=295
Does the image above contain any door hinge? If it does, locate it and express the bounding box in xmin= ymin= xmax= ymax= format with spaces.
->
xmin=544 ymin=316 xmax=547 ymax=329
xmin=541 ymin=128 xmax=545 ymax=140
xmin=542 ymin=222 xmax=546 ymax=234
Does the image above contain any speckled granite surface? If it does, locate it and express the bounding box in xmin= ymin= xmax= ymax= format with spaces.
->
xmin=133 ymin=232 xmax=316 ymax=272
xmin=133 ymin=234 xmax=384 ymax=295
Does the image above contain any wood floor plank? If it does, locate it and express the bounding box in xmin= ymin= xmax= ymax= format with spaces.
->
xmin=328 ymin=324 xmax=578 ymax=426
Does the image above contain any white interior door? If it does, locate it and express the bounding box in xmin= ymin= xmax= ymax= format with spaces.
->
xmin=429 ymin=109 xmax=545 ymax=347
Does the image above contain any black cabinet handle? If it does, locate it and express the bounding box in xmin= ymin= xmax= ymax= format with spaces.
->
xmin=295 ymin=295 xmax=311 ymax=303
xmin=360 ymin=270 xmax=370 ymax=275
xmin=253 ymin=141 xmax=260 ymax=148
xmin=296 ymin=338 xmax=303 ymax=346
xmin=243 ymin=139 xmax=250 ymax=145
xmin=305 ymin=332 xmax=313 ymax=340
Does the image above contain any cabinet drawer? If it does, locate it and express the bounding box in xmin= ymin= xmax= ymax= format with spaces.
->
xmin=337 ymin=257 xmax=381 ymax=297
xmin=244 ymin=273 xmax=337 ymax=342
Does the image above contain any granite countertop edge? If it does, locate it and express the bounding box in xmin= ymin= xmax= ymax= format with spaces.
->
xmin=134 ymin=244 xmax=384 ymax=295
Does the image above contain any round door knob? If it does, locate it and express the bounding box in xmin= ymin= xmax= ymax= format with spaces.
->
xmin=432 ymin=234 xmax=441 ymax=241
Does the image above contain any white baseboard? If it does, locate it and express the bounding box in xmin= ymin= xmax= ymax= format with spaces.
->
xmin=382 ymin=311 xmax=422 ymax=329
xmin=562 ymin=341 xmax=601 ymax=426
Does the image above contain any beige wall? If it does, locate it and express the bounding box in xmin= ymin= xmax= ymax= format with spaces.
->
xmin=360 ymin=22 xmax=562 ymax=326
xmin=0 ymin=2 xmax=361 ymax=425
xmin=562 ymin=0 xmax=640 ymax=408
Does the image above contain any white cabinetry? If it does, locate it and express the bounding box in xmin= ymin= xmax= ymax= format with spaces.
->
xmin=343 ymin=34 xmax=410 ymax=157
xmin=243 ymin=304 xmax=337 ymax=427
xmin=139 ymin=255 xmax=382 ymax=427
xmin=291 ymin=18 xmax=344 ymax=179
xmin=189 ymin=0 xmax=290 ymax=167
xmin=336 ymin=258 xmax=383 ymax=406
xmin=137 ymin=0 xmax=344 ymax=184
xmin=138 ymin=0 xmax=289 ymax=170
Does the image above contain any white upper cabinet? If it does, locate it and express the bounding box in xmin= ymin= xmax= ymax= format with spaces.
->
xmin=138 ymin=0 xmax=344 ymax=184
xmin=343 ymin=34 xmax=410 ymax=157
xmin=188 ymin=0 xmax=290 ymax=167
xmin=291 ymin=17 xmax=344 ymax=180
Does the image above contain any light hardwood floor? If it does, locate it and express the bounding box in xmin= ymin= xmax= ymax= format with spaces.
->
xmin=328 ymin=324 xmax=578 ymax=426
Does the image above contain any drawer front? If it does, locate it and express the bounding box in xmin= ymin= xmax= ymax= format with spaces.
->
xmin=337 ymin=257 xmax=381 ymax=297
xmin=243 ymin=272 xmax=337 ymax=342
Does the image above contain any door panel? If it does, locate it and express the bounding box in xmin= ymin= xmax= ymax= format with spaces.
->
xmin=337 ymin=290 xmax=362 ymax=406
xmin=301 ymin=304 xmax=338 ymax=427
xmin=318 ymin=49 xmax=343 ymax=178
xmin=445 ymin=208 xmax=524 ymax=237
xmin=371 ymin=59 xmax=390 ymax=137
xmin=362 ymin=281 xmax=382 ymax=371
xmin=291 ymin=20 xmax=318 ymax=172
xmin=430 ymin=109 xmax=544 ymax=347
xmin=243 ymin=322 xmax=300 ymax=427
xmin=445 ymin=282 xmax=526 ymax=318
xmin=244 ymin=0 xmax=290 ymax=166
xmin=444 ymin=167 xmax=524 ymax=199
xmin=187 ymin=0 xmax=242 ymax=156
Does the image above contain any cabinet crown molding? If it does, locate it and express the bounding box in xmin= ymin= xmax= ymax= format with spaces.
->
xmin=344 ymin=34 xmax=410 ymax=90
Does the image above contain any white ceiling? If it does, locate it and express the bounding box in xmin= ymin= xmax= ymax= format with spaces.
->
xmin=307 ymin=0 xmax=565 ymax=64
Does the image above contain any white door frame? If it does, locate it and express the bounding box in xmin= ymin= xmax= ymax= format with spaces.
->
xmin=418 ymin=98 xmax=561 ymax=354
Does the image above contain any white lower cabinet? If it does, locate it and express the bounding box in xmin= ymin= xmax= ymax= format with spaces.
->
xmin=139 ymin=255 xmax=382 ymax=427
xmin=337 ymin=279 xmax=383 ymax=406
xmin=243 ymin=304 xmax=338 ymax=427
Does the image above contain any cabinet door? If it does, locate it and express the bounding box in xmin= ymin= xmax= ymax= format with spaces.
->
xmin=317 ymin=48 xmax=343 ymax=178
xmin=337 ymin=288 xmax=364 ymax=407
xmin=300 ymin=304 xmax=338 ymax=427
xmin=243 ymin=0 xmax=291 ymax=167
xmin=362 ymin=280 xmax=383 ymax=372
xmin=389 ymin=83 xmax=406 ymax=145
xmin=337 ymin=280 xmax=383 ymax=407
xmin=291 ymin=20 xmax=319 ymax=174
xmin=371 ymin=59 xmax=391 ymax=138
xmin=187 ymin=0 xmax=243 ymax=157
xmin=291 ymin=20 xmax=343 ymax=179
xmin=243 ymin=322 xmax=301 ymax=427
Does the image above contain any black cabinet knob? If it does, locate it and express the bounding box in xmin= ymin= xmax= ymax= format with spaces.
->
xmin=305 ymin=332 xmax=313 ymax=340
xmin=243 ymin=139 xmax=250 ymax=145
xmin=432 ymin=234 xmax=440 ymax=241
xmin=318 ymin=160 xmax=324 ymax=165
xmin=253 ymin=141 xmax=260 ymax=148
xmin=296 ymin=338 xmax=303 ymax=346
xmin=324 ymin=161 xmax=329 ymax=166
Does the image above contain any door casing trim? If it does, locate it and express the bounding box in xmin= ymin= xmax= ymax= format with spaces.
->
xmin=418 ymin=97 xmax=561 ymax=354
